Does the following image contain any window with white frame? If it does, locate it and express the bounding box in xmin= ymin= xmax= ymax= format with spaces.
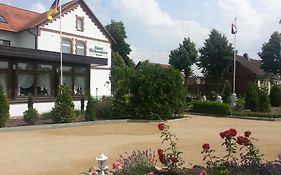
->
xmin=76 ymin=16 xmax=84 ymax=31
xmin=62 ymin=39 xmax=72 ymax=54
xmin=76 ymin=41 xmax=86 ymax=56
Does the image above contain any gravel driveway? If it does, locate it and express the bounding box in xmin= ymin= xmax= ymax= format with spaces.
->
xmin=0 ymin=115 xmax=280 ymax=175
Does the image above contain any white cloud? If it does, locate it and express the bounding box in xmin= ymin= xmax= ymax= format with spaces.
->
xmin=217 ymin=0 xmax=281 ymax=59
xmin=111 ymin=0 xmax=209 ymax=64
xmin=130 ymin=46 xmax=169 ymax=64
xmin=30 ymin=2 xmax=46 ymax=13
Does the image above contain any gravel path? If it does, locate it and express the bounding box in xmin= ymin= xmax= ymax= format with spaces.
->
xmin=0 ymin=115 xmax=280 ymax=175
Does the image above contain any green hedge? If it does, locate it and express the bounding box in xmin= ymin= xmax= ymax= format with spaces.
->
xmin=232 ymin=111 xmax=281 ymax=119
xmin=192 ymin=100 xmax=231 ymax=116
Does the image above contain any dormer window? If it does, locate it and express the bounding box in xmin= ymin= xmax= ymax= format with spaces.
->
xmin=76 ymin=15 xmax=84 ymax=31
xmin=0 ymin=16 xmax=7 ymax=23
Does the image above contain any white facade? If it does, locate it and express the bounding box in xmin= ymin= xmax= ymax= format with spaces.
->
xmin=1 ymin=2 xmax=112 ymax=117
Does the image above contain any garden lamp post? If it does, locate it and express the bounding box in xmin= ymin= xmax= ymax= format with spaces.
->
xmin=96 ymin=153 xmax=108 ymax=175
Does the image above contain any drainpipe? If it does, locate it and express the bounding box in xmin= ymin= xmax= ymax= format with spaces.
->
xmin=28 ymin=28 xmax=37 ymax=49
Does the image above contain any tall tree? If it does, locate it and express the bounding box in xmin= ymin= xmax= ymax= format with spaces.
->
xmin=259 ymin=32 xmax=281 ymax=76
xmin=169 ymin=37 xmax=198 ymax=93
xmin=105 ymin=20 xmax=134 ymax=67
xmin=198 ymin=29 xmax=233 ymax=92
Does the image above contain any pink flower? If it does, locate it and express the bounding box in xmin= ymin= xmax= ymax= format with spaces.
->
xmin=202 ymin=143 xmax=210 ymax=150
xmin=244 ymin=131 xmax=251 ymax=137
xmin=199 ymin=169 xmax=207 ymax=175
xmin=112 ymin=160 xmax=121 ymax=170
xmin=158 ymin=123 xmax=165 ymax=130
xmin=146 ymin=172 xmax=155 ymax=175
xmin=90 ymin=172 xmax=96 ymax=175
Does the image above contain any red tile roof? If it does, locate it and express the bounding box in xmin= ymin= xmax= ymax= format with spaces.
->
xmin=0 ymin=3 xmax=39 ymax=32
xmin=0 ymin=0 xmax=115 ymax=43
xmin=237 ymin=54 xmax=264 ymax=76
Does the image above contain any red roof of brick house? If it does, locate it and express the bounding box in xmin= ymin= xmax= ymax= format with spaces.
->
xmin=236 ymin=53 xmax=264 ymax=76
xmin=0 ymin=0 xmax=115 ymax=43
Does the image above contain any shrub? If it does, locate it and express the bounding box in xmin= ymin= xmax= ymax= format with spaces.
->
xmin=245 ymin=84 xmax=259 ymax=112
xmin=85 ymin=95 xmax=96 ymax=121
xmin=112 ymin=149 xmax=157 ymax=175
xmin=95 ymin=96 xmax=113 ymax=120
xmin=192 ymin=100 xmax=231 ymax=116
xmin=23 ymin=95 xmax=39 ymax=125
xmin=232 ymin=111 xmax=281 ymax=119
xmin=52 ymin=85 xmax=75 ymax=123
xmin=222 ymin=81 xmax=231 ymax=104
xmin=80 ymin=95 xmax=85 ymax=112
xmin=258 ymin=89 xmax=270 ymax=112
xmin=0 ymin=83 xmax=9 ymax=127
xmin=234 ymin=98 xmax=245 ymax=112
xmin=129 ymin=62 xmax=185 ymax=120
xmin=270 ymin=84 xmax=281 ymax=107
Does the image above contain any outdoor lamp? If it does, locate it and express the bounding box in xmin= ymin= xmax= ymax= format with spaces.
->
xmin=96 ymin=153 xmax=108 ymax=175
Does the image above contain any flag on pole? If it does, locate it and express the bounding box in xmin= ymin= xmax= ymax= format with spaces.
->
xmin=231 ymin=23 xmax=237 ymax=34
xmin=47 ymin=0 xmax=60 ymax=20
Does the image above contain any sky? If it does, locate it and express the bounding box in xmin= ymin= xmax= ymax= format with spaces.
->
xmin=1 ymin=0 xmax=281 ymax=73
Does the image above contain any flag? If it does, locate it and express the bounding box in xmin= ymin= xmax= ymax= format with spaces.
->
xmin=47 ymin=0 xmax=60 ymax=20
xmin=231 ymin=23 xmax=237 ymax=34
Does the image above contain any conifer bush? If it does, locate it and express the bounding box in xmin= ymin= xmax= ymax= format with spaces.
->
xmin=258 ymin=89 xmax=270 ymax=112
xmin=222 ymin=81 xmax=231 ymax=104
xmin=270 ymin=84 xmax=281 ymax=107
xmin=52 ymin=85 xmax=75 ymax=123
xmin=23 ymin=95 xmax=39 ymax=125
xmin=0 ymin=83 xmax=9 ymax=127
xmin=245 ymin=84 xmax=259 ymax=112
xmin=85 ymin=95 xmax=96 ymax=121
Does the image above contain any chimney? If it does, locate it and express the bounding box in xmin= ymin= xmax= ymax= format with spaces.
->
xmin=243 ymin=53 xmax=249 ymax=60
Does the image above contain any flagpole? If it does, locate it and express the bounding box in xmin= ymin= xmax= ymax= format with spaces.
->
xmin=59 ymin=0 xmax=63 ymax=86
xmin=233 ymin=17 xmax=237 ymax=94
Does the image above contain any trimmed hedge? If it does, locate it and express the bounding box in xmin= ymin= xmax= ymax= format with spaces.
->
xmin=192 ymin=100 xmax=231 ymax=116
xmin=233 ymin=111 xmax=281 ymax=119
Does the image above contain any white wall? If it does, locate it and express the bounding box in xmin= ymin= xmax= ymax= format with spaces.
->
xmin=17 ymin=30 xmax=36 ymax=49
xmin=0 ymin=31 xmax=18 ymax=47
xmin=90 ymin=68 xmax=111 ymax=98
xmin=9 ymin=101 xmax=83 ymax=118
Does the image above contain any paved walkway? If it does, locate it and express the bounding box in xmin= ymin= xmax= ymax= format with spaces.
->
xmin=0 ymin=115 xmax=280 ymax=175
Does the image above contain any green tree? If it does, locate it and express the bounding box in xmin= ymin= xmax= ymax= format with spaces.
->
xmin=258 ymin=88 xmax=270 ymax=112
xmin=52 ymin=85 xmax=75 ymax=123
xmin=23 ymin=95 xmax=39 ymax=125
xmin=128 ymin=62 xmax=186 ymax=120
xmin=85 ymin=95 xmax=96 ymax=121
xmin=245 ymin=84 xmax=259 ymax=112
xmin=0 ymin=83 xmax=9 ymax=127
xmin=198 ymin=29 xmax=234 ymax=92
xmin=270 ymin=84 xmax=281 ymax=107
xmin=222 ymin=81 xmax=231 ymax=104
xmin=105 ymin=20 xmax=134 ymax=67
xmin=169 ymin=37 xmax=198 ymax=93
xmin=259 ymin=32 xmax=281 ymax=76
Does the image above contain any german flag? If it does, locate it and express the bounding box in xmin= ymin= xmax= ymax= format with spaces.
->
xmin=47 ymin=0 xmax=60 ymax=20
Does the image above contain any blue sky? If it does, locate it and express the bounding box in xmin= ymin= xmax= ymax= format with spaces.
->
xmin=1 ymin=0 xmax=281 ymax=70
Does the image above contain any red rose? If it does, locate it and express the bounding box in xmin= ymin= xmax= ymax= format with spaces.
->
xmin=91 ymin=172 xmax=97 ymax=175
xmin=199 ymin=170 xmax=207 ymax=175
xmin=158 ymin=123 xmax=165 ymax=130
xmin=244 ymin=131 xmax=251 ymax=137
xmin=237 ymin=136 xmax=245 ymax=145
xmin=159 ymin=154 xmax=165 ymax=164
xmin=202 ymin=143 xmax=210 ymax=150
xmin=157 ymin=148 xmax=164 ymax=156
xmin=170 ymin=155 xmax=177 ymax=163
xmin=220 ymin=131 xmax=226 ymax=138
xmin=229 ymin=128 xmax=237 ymax=136
xmin=244 ymin=138 xmax=251 ymax=146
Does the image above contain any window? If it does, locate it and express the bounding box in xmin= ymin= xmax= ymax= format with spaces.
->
xmin=62 ymin=39 xmax=72 ymax=54
xmin=17 ymin=63 xmax=34 ymax=96
xmin=76 ymin=41 xmax=86 ymax=56
xmin=76 ymin=16 xmax=84 ymax=31
xmin=0 ymin=16 xmax=7 ymax=23
xmin=0 ymin=39 xmax=10 ymax=46
xmin=0 ymin=61 xmax=8 ymax=96
xmin=59 ymin=65 xmax=87 ymax=95
xmin=37 ymin=64 xmax=53 ymax=96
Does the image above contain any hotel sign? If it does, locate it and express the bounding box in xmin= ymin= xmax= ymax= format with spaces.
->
xmin=88 ymin=45 xmax=109 ymax=59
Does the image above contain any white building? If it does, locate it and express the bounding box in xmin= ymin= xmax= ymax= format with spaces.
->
xmin=0 ymin=0 xmax=114 ymax=117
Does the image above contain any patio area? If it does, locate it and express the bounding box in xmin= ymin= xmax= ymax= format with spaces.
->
xmin=0 ymin=115 xmax=280 ymax=175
